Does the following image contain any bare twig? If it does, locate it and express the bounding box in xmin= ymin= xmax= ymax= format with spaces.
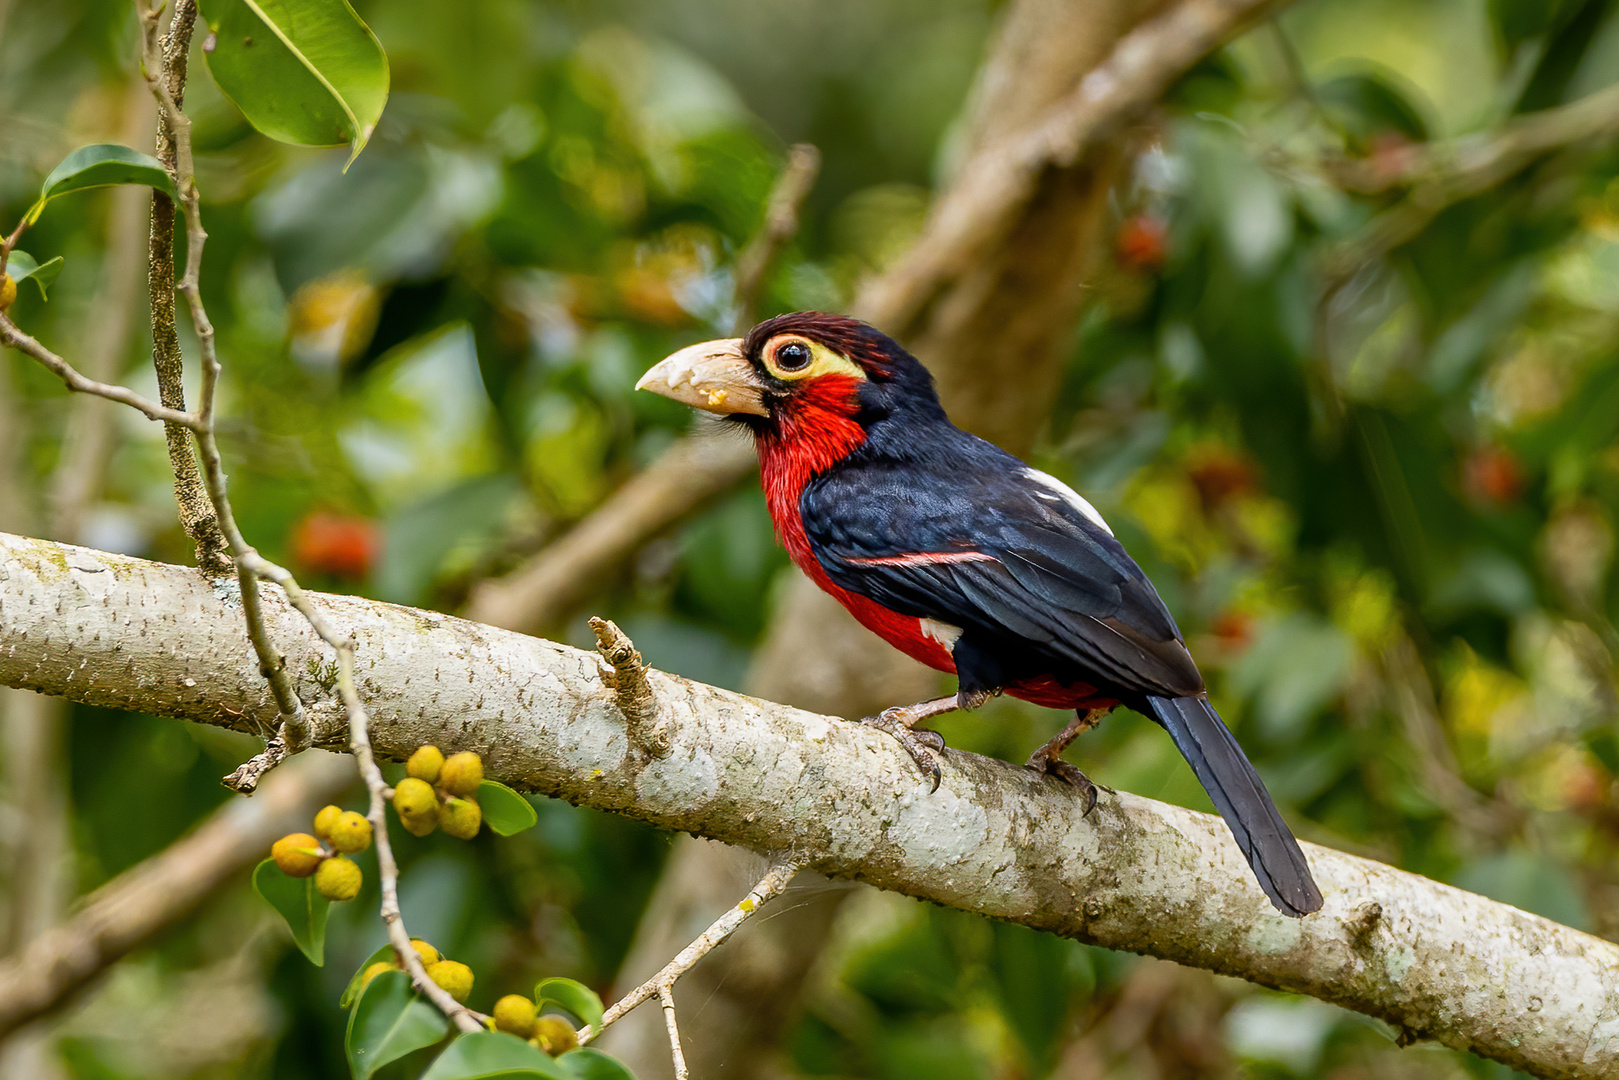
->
xmin=0 ymin=314 xmax=196 ymax=426
xmin=0 ymin=751 xmax=355 ymax=1039
xmin=656 ymin=986 xmax=689 ymax=1080
xmin=337 ymin=646 xmax=483 ymax=1033
xmin=580 ymin=858 xmax=800 ymax=1051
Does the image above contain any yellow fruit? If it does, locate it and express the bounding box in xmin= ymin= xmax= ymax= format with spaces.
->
xmin=426 ymin=960 xmax=473 ymax=1003
xmin=409 ymin=939 xmax=440 ymax=967
xmin=0 ymin=274 xmax=15 ymax=311
xmin=532 ymin=1015 xmax=578 ymax=1056
xmin=394 ymin=776 xmax=437 ymax=815
xmin=439 ymin=751 xmax=484 ymax=798
xmin=360 ymin=961 xmax=395 ymax=988
xmin=271 ymin=832 xmax=323 ymax=877
xmin=438 ymin=796 xmax=482 ymax=840
xmin=492 ymin=994 xmax=538 ymax=1037
xmin=329 ymin=810 xmax=373 ymax=853
xmin=407 ymin=745 xmax=445 ymax=783
xmin=312 ymin=805 xmax=343 ymax=840
xmin=315 ymin=855 xmax=363 ymax=901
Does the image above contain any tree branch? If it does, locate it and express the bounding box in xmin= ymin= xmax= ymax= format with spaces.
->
xmin=1 ymin=532 xmax=1613 ymax=1080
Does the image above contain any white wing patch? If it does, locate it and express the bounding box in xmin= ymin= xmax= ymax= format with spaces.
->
xmin=1023 ymin=468 xmax=1114 ymax=535
xmin=919 ymin=618 xmax=963 ymax=650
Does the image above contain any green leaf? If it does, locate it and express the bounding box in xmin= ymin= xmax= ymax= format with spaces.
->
xmin=340 ymin=944 xmax=398 ymax=1007
xmin=5 ymin=251 xmax=64 ymax=300
xmin=25 ymin=144 xmax=176 ymax=225
xmin=478 ymin=781 xmax=537 ymax=836
xmin=557 ymin=1048 xmax=637 ymax=1080
xmin=200 ymin=0 xmax=389 ymax=165
xmin=419 ymin=1031 xmax=571 ymax=1080
xmin=251 ymin=857 xmax=330 ymax=965
xmin=534 ymin=979 xmax=604 ymax=1032
xmin=347 ymin=969 xmax=451 ymax=1080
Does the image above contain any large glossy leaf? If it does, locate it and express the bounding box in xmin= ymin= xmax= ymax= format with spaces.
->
xmin=25 ymin=145 xmax=175 ymax=225
xmin=478 ymin=780 xmax=537 ymax=836
xmin=201 ymin=0 xmax=388 ymax=163
xmin=419 ymin=1031 xmax=571 ymax=1080
xmin=5 ymin=251 xmax=64 ymax=300
xmin=557 ymin=1048 xmax=637 ymax=1080
xmin=534 ymin=979 xmax=604 ymax=1032
xmin=251 ymin=857 xmax=330 ymax=965
xmin=346 ymin=969 xmax=450 ymax=1080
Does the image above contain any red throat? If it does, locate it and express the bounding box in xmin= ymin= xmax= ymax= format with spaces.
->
xmin=753 ymin=376 xmax=954 ymax=672
xmin=754 ymin=374 xmax=868 ymax=569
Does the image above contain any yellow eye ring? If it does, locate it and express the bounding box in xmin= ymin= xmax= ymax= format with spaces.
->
xmin=762 ymin=335 xmax=817 ymax=379
xmin=758 ymin=333 xmax=869 ymax=383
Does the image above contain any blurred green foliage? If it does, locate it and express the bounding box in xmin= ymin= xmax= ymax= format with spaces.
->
xmin=4 ymin=0 xmax=1619 ymax=1078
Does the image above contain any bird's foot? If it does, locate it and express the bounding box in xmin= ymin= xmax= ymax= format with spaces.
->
xmin=1024 ymin=749 xmax=1098 ymax=816
xmin=863 ymin=706 xmax=946 ymax=792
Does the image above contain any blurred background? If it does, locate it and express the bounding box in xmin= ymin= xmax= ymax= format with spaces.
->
xmin=2 ymin=0 xmax=1618 ymax=1077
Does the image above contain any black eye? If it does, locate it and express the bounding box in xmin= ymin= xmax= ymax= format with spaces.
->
xmin=774 ymin=341 xmax=812 ymax=372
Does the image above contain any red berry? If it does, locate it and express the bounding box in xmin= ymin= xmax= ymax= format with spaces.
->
xmin=291 ymin=512 xmax=379 ymax=578
xmin=1116 ymin=214 xmax=1169 ymax=272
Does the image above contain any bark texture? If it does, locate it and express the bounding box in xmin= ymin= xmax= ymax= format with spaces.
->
xmin=0 ymin=532 xmax=1614 ymax=1080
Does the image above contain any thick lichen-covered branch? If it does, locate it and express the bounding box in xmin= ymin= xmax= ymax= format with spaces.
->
xmin=0 ymin=532 xmax=1614 ymax=1080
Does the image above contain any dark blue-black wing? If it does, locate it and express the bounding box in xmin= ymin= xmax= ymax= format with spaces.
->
xmin=799 ymin=455 xmax=1203 ymax=698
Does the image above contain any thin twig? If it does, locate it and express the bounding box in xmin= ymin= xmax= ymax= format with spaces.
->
xmin=579 ymin=857 xmax=800 ymax=1044
xmin=0 ymin=313 xmax=197 ymax=426
xmin=656 ymin=985 xmax=690 ymax=1080
xmin=337 ymin=647 xmax=483 ymax=1033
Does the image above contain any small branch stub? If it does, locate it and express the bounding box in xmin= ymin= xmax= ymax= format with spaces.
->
xmin=590 ymin=616 xmax=670 ymax=758
xmin=222 ymin=735 xmax=290 ymax=795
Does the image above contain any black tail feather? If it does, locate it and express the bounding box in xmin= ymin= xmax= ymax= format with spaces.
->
xmin=1147 ymin=694 xmax=1323 ymax=917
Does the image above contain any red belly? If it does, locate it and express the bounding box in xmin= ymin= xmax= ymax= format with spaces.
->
xmin=822 ymin=581 xmax=1120 ymax=714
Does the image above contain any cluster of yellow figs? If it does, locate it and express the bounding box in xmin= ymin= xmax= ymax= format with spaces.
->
xmin=491 ymin=994 xmax=580 ymax=1056
xmin=359 ymin=939 xmax=475 ymax=1003
xmin=394 ymin=746 xmax=484 ymax=838
xmin=270 ymin=804 xmax=373 ymax=901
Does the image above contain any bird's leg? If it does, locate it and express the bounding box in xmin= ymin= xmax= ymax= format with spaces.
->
xmin=1024 ymin=707 xmax=1109 ymax=816
xmin=863 ymin=694 xmax=965 ymax=791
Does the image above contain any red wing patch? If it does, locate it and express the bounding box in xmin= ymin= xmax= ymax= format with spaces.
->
xmin=842 ymin=551 xmax=997 ymax=567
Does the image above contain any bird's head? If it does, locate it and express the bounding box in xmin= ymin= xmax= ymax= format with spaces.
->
xmin=634 ymin=313 xmax=942 ymax=439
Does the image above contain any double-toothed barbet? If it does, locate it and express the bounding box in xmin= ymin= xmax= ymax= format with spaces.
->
xmin=636 ymin=312 xmax=1323 ymax=917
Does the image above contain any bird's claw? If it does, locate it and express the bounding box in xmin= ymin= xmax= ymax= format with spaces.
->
xmin=1024 ymin=751 xmax=1098 ymax=816
xmin=863 ymin=708 xmax=944 ymax=792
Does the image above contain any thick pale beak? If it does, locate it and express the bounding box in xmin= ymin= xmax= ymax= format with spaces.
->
xmin=635 ymin=338 xmax=770 ymax=418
